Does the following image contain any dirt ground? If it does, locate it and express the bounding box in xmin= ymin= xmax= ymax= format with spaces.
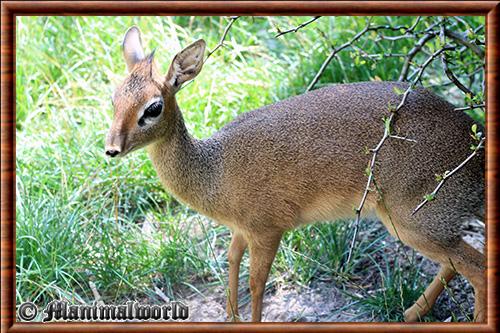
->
xmin=177 ymin=219 xmax=484 ymax=322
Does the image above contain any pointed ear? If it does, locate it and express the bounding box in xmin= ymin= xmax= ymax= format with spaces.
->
xmin=122 ymin=26 xmax=145 ymax=72
xmin=166 ymin=39 xmax=206 ymax=91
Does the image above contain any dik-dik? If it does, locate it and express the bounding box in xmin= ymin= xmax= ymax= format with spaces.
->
xmin=105 ymin=27 xmax=485 ymax=322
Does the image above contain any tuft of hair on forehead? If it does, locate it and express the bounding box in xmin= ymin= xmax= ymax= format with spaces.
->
xmin=135 ymin=51 xmax=158 ymax=78
xmin=115 ymin=59 xmax=162 ymax=103
xmin=122 ymin=71 xmax=149 ymax=96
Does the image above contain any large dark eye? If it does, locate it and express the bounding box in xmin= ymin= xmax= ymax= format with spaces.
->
xmin=138 ymin=101 xmax=163 ymax=126
xmin=144 ymin=101 xmax=163 ymax=118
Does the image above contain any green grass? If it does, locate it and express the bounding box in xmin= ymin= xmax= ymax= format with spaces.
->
xmin=348 ymin=253 xmax=426 ymax=321
xmin=16 ymin=15 xmax=484 ymax=321
xmin=274 ymin=220 xmax=388 ymax=285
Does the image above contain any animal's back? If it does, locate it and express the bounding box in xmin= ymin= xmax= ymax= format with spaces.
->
xmin=210 ymin=81 xmax=484 ymax=234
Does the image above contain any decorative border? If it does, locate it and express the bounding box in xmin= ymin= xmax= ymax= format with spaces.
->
xmin=1 ymin=1 xmax=499 ymax=332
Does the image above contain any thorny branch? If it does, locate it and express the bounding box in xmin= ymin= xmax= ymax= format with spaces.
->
xmin=275 ymin=16 xmax=321 ymax=38
xmin=205 ymin=16 xmax=240 ymax=62
xmin=409 ymin=20 xmax=486 ymax=216
xmin=305 ymin=17 xmax=448 ymax=92
xmin=307 ymin=19 xmax=421 ymax=92
xmin=445 ymin=30 xmax=485 ymax=58
xmin=440 ymin=23 xmax=476 ymax=98
xmin=411 ymin=137 xmax=485 ymax=216
xmin=344 ymin=44 xmax=455 ymax=268
xmin=399 ymin=22 xmax=483 ymax=82
xmin=398 ymin=33 xmax=436 ymax=81
xmin=454 ymin=104 xmax=485 ymax=112
xmin=306 ymin=22 xmax=373 ymax=92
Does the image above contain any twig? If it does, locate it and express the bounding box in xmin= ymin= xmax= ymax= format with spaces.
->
xmin=376 ymin=34 xmax=415 ymax=42
xmin=427 ymin=65 xmax=483 ymax=89
xmin=370 ymin=19 xmax=423 ymax=33
xmin=307 ymin=20 xmax=373 ymax=92
xmin=389 ymin=135 xmax=417 ymax=143
xmin=345 ymin=114 xmax=393 ymax=267
xmin=275 ymin=16 xmax=321 ymax=38
xmin=398 ymin=33 xmax=436 ymax=81
xmin=205 ymin=16 xmax=240 ymax=62
xmin=307 ymin=18 xmax=436 ymax=91
xmin=440 ymin=24 xmax=477 ymax=98
xmin=350 ymin=45 xmax=405 ymax=63
xmin=454 ymin=104 xmax=485 ymax=112
xmin=344 ymin=45 xmax=452 ymax=267
xmin=444 ymin=30 xmax=484 ymax=58
xmin=407 ymin=16 xmax=423 ymax=33
xmin=358 ymin=52 xmax=406 ymax=59
xmin=375 ymin=19 xmax=437 ymax=43
xmin=412 ymin=137 xmax=485 ymax=216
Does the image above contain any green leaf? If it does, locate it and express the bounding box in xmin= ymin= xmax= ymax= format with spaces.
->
xmin=384 ymin=116 xmax=391 ymax=133
xmin=393 ymin=86 xmax=404 ymax=96
xmin=365 ymin=166 xmax=371 ymax=177
xmin=471 ymin=124 xmax=477 ymax=135
xmin=465 ymin=93 xmax=473 ymax=104
xmin=435 ymin=38 xmax=443 ymax=49
xmin=424 ymin=193 xmax=435 ymax=201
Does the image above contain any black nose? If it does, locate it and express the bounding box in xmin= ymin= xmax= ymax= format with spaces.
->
xmin=106 ymin=149 xmax=120 ymax=157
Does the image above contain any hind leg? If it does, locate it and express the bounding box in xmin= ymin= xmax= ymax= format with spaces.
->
xmin=404 ymin=265 xmax=456 ymax=321
xmin=403 ymin=238 xmax=485 ymax=322
xmin=444 ymin=240 xmax=486 ymax=322
xmin=376 ymin=208 xmax=485 ymax=322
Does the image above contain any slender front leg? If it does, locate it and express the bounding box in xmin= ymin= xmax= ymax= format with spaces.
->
xmin=226 ymin=232 xmax=248 ymax=321
xmin=248 ymin=233 xmax=282 ymax=322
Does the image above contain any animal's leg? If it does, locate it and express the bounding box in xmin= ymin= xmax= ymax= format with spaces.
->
xmin=376 ymin=206 xmax=485 ymax=322
xmin=248 ymin=233 xmax=282 ymax=322
xmin=403 ymin=239 xmax=485 ymax=322
xmin=446 ymin=240 xmax=486 ymax=322
xmin=226 ymin=232 xmax=248 ymax=321
xmin=404 ymin=265 xmax=456 ymax=321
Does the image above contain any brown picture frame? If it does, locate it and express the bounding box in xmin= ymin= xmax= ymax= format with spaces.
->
xmin=1 ymin=1 xmax=499 ymax=332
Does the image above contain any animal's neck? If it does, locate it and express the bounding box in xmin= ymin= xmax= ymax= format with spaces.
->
xmin=147 ymin=101 xmax=221 ymax=216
